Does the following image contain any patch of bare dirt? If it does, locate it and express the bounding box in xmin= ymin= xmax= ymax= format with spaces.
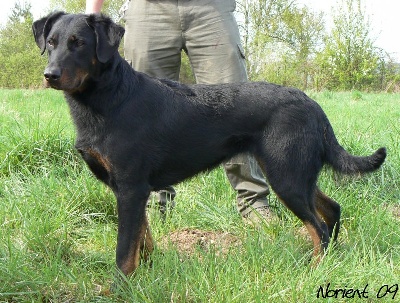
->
xmin=390 ymin=204 xmax=400 ymax=219
xmin=159 ymin=228 xmax=242 ymax=257
xmin=382 ymin=203 xmax=400 ymax=220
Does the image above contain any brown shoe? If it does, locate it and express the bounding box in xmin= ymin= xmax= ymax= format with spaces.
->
xmin=242 ymin=206 xmax=276 ymax=227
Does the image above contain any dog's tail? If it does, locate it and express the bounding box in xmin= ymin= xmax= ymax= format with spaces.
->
xmin=324 ymin=123 xmax=386 ymax=175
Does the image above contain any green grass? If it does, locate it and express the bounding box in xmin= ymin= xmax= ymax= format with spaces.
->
xmin=0 ymin=89 xmax=399 ymax=302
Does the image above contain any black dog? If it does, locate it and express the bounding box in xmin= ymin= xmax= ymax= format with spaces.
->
xmin=32 ymin=12 xmax=386 ymax=277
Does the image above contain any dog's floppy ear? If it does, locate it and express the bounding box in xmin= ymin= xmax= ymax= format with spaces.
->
xmin=32 ymin=11 xmax=66 ymax=55
xmin=87 ymin=14 xmax=125 ymax=63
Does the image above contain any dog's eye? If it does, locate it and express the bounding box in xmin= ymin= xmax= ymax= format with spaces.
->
xmin=47 ymin=38 xmax=55 ymax=47
xmin=70 ymin=36 xmax=85 ymax=48
xmin=76 ymin=40 xmax=85 ymax=47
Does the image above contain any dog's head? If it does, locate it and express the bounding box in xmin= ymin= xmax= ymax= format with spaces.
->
xmin=32 ymin=12 xmax=125 ymax=93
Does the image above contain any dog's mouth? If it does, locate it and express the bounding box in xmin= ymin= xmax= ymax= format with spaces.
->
xmin=44 ymin=78 xmax=62 ymax=90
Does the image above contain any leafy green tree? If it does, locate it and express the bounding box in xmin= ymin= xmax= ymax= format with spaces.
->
xmin=49 ymin=0 xmax=85 ymax=14
xmin=237 ymin=0 xmax=294 ymax=79
xmin=0 ymin=1 xmax=46 ymax=88
xmin=277 ymin=6 xmax=324 ymax=89
xmin=315 ymin=0 xmax=383 ymax=91
xmin=379 ymin=57 xmax=400 ymax=92
xmin=237 ymin=0 xmax=324 ymax=89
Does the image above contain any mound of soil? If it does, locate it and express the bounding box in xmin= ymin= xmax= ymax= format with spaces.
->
xmin=159 ymin=228 xmax=242 ymax=257
xmin=391 ymin=205 xmax=400 ymax=219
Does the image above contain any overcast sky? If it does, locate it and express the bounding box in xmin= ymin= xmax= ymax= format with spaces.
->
xmin=1 ymin=0 xmax=399 ymax=61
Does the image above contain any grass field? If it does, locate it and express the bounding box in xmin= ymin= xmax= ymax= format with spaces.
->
xmin=0 ymin=89 xmax=399 ymax=302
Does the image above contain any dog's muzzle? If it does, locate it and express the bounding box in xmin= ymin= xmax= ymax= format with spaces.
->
xmin=44 ymin=66 xmax=62 ymax=88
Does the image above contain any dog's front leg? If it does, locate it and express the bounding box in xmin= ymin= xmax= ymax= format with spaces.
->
xmin=115 ymin=184 xmax=154 ymax=276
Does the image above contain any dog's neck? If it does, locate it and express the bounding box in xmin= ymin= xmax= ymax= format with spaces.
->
xmin=64 ymin=53 xmax=138 ymax=148
xmin=66 ymin=54 xmax=136 ymax=113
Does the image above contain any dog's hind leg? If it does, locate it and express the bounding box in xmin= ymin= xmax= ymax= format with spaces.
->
xmin=259 ymin=155 xmax=330 ymax=260
xmin=276 ymin=190 xmax=330 ymax=261
xmin=255 ymin=134 xmax=331 ymax=261
xmin=314 ymin=188 xmax=341 ymax=241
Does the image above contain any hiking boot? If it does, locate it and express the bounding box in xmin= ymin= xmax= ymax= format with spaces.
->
xmin=242 ymin=206 xmax=276 ymax=227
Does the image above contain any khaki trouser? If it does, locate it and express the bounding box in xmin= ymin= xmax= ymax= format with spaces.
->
xmin=122 ymin=0 xmax=269 ymax=215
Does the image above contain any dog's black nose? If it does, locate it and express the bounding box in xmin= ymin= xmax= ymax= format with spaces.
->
xmin=44 ymin=68 xmax=61 ymax=81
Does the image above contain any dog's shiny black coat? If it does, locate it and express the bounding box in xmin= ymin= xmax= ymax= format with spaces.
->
xmin=33 ymin=12 xmax=386 ymax=277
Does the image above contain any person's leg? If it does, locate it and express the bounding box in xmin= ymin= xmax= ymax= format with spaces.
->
xmin=180 ymin=0 xmax=247 ymax=84
xmin=123 ymin=0 xmax=183 ymax=212
xmin=123 ymin=0 xmax=182 ymax=80
xmin=182 ymin=0 xmax=270 ymax=217
xmin=224 ymin=155 xmax=270 ymax=216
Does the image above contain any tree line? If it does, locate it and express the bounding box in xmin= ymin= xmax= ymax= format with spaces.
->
xmin=0 ymin=0 xmax=398 ymax=91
